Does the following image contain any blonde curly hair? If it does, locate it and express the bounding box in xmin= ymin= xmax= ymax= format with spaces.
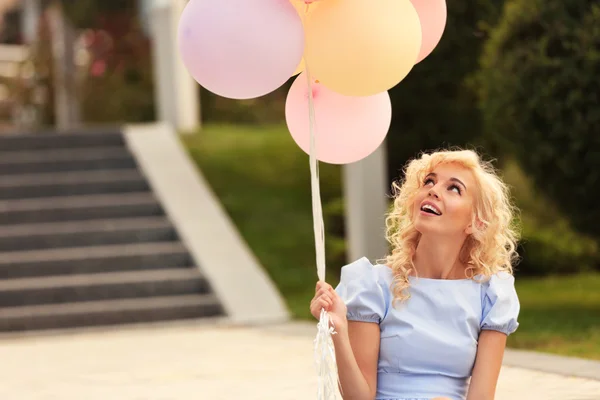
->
xmin=378 ymin=149 xmax=520 ymax=305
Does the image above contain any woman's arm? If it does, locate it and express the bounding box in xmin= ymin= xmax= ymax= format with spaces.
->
xmin=467 ymin=330 xmax=508 ymax=400
xmin=333 ymin=321 xmax=380 ymax=400
xmin=311 ymin=282 xmax=380 ymax=400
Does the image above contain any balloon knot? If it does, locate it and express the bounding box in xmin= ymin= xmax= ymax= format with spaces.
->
xmin=307 ymin=85 xmax=320 ymax=100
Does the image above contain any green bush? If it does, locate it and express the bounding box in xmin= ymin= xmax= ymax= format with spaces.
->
xmin=62 ymin=0 xmax=138 ymax=30
xmin=478 ymin=0 xmax=600 ymax=239
xmin=502 ymin=159 xmax=599 ymax=274
xmin=517 ymin=218 xmax=598 ymax=276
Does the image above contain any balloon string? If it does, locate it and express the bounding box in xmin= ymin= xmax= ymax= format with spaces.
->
xmin=302 ymin=8 xmax=326 ymax=283
xmin=301 ymin=6 xmax=340 ymax=400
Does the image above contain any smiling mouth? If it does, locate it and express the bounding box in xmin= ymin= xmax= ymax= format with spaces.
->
xmin=421 ymin=204 xmax=442 ymax=216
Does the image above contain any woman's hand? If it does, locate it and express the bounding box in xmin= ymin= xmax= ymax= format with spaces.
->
xmin=310 ymin=281 xmax=348 ymax=331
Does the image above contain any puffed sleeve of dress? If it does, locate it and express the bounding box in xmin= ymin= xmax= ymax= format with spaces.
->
xmin=335 ymin=257 xmax=388 ymax=324
xmin=480 ymin=272 xmax=520 ymax=335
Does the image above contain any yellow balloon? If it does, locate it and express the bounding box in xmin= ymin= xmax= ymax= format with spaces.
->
xmin=291 ymin=1 xmax=307 ymax=15
xmin=289 ymin=1 xmax=319 ymax=77
xmin=304 ymin=0 xmax=422 ymax=97
xmin=290 ymin=0 xmax=320 ymax=17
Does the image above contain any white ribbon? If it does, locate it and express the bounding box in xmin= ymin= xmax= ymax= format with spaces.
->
xmin=301 ymin=5 xmax=340 ymax=398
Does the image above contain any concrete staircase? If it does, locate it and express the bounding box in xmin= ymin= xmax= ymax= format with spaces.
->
xmin=0 ymin=129 xmax=224 ymax=332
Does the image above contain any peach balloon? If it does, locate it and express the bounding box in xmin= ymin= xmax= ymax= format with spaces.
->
xmin=411 ymin=0 xmax=447 ymax=63
xmin=285 ymin=72 xmax=392 ymax=165
xmin=304 ymin=0 xmax=421 ymax=97
xmin=290 ymin=0 xmax=320 ymax=15
xmin=290 ymin=0 xmax=320 ymax=77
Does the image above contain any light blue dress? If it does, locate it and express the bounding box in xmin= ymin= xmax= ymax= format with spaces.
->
xmin=335 ymin=257 xmax=520 ymax=400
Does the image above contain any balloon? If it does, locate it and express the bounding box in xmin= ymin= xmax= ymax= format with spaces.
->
xmin=304 ymin=0 xmax=421 ymax=97
xmin=289 ymin=1 xmax=320 ymax=77
xmin=285 ymin=72 xmax=392 ymax=165
xmin=290 ymin=0 xmax=320 ymax=15
xmin=178 ymin=0 xmax=304 ymax=100
xmin=292 ymin=59 xmax=305 ymax=76
xmin=411 ymin=0 xmax=447 ymax=63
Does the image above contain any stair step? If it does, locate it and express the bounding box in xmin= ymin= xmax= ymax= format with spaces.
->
xmin=0 ymin=146 xmax=130 ymax=163
xmin=0 ymin=269 xmax=208 ymax=307
xmin=0 ymin=147 xmax=136 ymax=175
xmin=0 ymin=294 xmax=222 ymax=332
xmin=0 ymin=217 xmax=176 ymax=251
xmin=0 ymin=192 xmax=163 ymax=225
xmin=0 ymin=128 xmax=224 ymax=332
xmin=0 ymin=169 xmax=148 ymax=200
xmin=0 ymin=242 xmax=191 ymax=279
xmin=0 ymin=130 xmax=123 ymax=151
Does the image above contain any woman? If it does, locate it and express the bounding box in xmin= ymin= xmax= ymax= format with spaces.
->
xmin=310 ymin=149 xmax=520 ymax=400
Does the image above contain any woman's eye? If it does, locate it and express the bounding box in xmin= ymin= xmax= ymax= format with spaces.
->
xmin=424 ymin=178 xmax=434 ymax=186
xmin=449 ymin=184 xmax=461 ymax=194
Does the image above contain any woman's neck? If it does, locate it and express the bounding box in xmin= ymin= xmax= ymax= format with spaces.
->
xmin=412 ymin=234 xmax=467 ymax=280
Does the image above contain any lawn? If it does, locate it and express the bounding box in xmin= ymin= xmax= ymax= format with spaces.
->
xmin=182 ymin=123 xmax=600 ymax=360
xmin=512 ymin=273 xmax=600 ymax=360
xmin=181 ymin=123 xmax=342 ymax=319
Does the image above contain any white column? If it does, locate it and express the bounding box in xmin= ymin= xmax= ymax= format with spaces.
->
xmin=21 ymin=0 xmax=41 ymax=44
xmin=47 ymin=0 xmax=81 ymax=129
xmin=342 ymin=142 xmax=390 ymax=263
xmin=149 ymin=4 xmax=175 ymax=127
xmin=172 ymin=0 xmax=200 ymax=131
xmin=149 ymin=0 xmax=200 ymax=132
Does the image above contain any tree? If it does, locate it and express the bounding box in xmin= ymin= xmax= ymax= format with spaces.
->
xmin=386 ymin=0 xmax=505 ymax=182
xmin=61 ymin=0 xmax=137 ymax=30
xmin=60 ymin=0 xmax=155 ymax=123
xmin=0 ymin=2 xmax=22 ymax=44
xmin=478 ymin=0 xmax=600 ymax=238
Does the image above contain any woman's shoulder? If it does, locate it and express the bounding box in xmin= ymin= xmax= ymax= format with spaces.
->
xmin=336 ymin=257 xmax=392 ymax=323
xmin=478 ymin=270 xmax=520 ymax=335
xmin=339 ymin=257 xmax=393 ymax=286
xmin=477 ymin=270 xmax=517 ymax=293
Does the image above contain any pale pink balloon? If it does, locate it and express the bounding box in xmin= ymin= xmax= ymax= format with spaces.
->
xmin=285 ymin=73 xmax=392 ymax=165
xmin=411 ymin=0 xmax=447 ymax=63
xmin=177 ymin=0 xmax=304 ymax=100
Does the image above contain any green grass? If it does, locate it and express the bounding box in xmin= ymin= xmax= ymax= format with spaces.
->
xmin=181 ymin=123 xmax=341 ymax=319
xmin=511 ymin=274 xmax=600 ymax=360
xmin=182 ymin=123 xmax=600 ymax=359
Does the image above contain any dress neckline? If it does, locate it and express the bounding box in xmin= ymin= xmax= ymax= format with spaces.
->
xmin=408 ymin=275 xmax=477 ymax=283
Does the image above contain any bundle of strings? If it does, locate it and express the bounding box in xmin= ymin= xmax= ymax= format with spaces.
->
xmin=314 ymin=308 xmax=340 ymax=399
xmin=301 ymin=11 xmax=341 ymax=397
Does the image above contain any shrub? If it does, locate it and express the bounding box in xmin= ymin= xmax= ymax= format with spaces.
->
xmin=517 ymin=218 xmax=598 ymax=275
xmin=479 ymin=0 xmax=600 ymax=239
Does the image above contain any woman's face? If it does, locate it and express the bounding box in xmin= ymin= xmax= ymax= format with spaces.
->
xmin=413 ymin=163 xmax=477 ymax=237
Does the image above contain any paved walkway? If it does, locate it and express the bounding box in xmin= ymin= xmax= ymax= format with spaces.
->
xmin=0 ymin=321 xmax=599 ymax=399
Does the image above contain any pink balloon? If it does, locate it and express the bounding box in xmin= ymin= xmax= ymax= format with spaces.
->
xmin=177 ymin=0 xmax=304 ymax=100
xmin=411 ymin=0 xmax=447 ymax=64
xmin=285 ymin=73 xmax=392 ymax=165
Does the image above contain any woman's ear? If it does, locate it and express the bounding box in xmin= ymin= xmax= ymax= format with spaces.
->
xmin=465 ymin=223 xmax=474 ymax=235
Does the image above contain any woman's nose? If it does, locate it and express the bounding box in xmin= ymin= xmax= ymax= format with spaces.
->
xmin=428 ymin=188 xmax=439 ymax=199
